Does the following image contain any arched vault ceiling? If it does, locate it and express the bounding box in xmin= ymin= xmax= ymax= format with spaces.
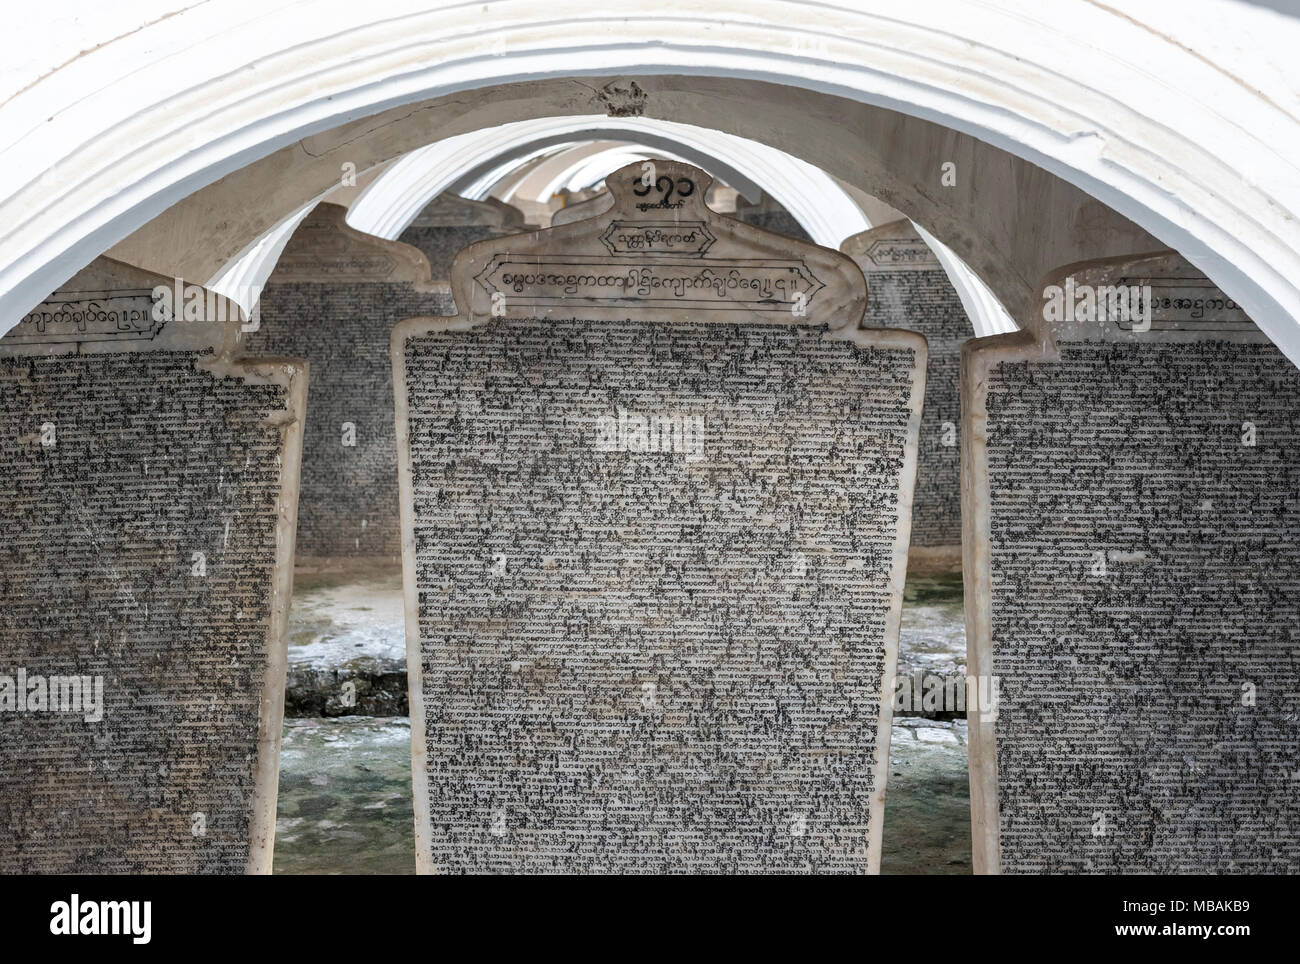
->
xmin=1 ymin=2 xmax=1295 ymax=359
xmin=344 ymin=117 xmax=868 ymax=247
xmin=221 ymin=118 xmax=1018 ymax=335
xmin=510 ymin=146 xmax=673 ymax=202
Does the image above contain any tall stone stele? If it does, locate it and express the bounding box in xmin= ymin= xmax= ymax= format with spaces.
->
xmin=244 ymin=203 xmax=453 ymax=564
xmin=964 ymin=250 xmax=1300 ymax=873
xmin=0 ymin=258 xmax=308 ymax=873
xmin=392 ymin=160 xmax=928 ymax=873
xmin=842 ymin=220 xmax=970 ymax=571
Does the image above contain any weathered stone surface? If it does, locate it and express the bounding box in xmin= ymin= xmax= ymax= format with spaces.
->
xmin=0 ymin=258 xmax=306 ymax=873
xmin=965 ymin=251 xmax=1300 ymax=873
xmin=440 ymin=161 xmax=867 ymax=326
xmin=241 ymin=204 xmax=454 ymax=562
xmin=284 ymin=662 xmax=408 ymax=717
xmin=733 ymin=191 xmax=813 ymax=243
xmin=551 ymin=192 xmax=612 ymax=226
xmin=394 ymin=161 xmax=925 ymax=873
xmin=845 ymin=221 xmax=969 ymax=555
xmin=267 ymin=203 xmax=433 ymax=285
xmin=398 ymin=194 xmax=527 ymax=281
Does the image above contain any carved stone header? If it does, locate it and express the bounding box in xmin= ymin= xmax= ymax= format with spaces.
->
xmin=268 ymin=203 xmax=437 ymax=286
xmin=841 ymin=220 xmax=941 ymax=271
xmin=1043 ymin=250 xmax=1261 ymax=345
xmin=552 ymin=192 xmax=613 ymax=227
xmin=2 ymin=256 xmax=243 ymax=358
xmin=448 ymin=160 xmax=867 ymax=327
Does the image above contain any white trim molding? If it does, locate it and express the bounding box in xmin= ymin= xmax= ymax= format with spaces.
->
xmin=2 ymin=2 xmax=1296 ymax=359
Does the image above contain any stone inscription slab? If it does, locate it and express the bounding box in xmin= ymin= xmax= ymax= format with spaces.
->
xmin=844 ymin=221 xmax=969 ymax=553
xmin=447 ymin=160 xmax=865 ymax=327
xmin=268 ymin=203 xmax=434 ymax=285
xmin=8 ymin=289 xmax=166 ymax=345
xmin=394 ymin=161 xmax=925 ymax=873
xmin=474 ymin=255 xmax=824 ymax=313
xmin=964 ymin=251 xmax=1300 ymax=873
xmin=398 ymin=319 xmax=923 ymax=873
xmin=398 ymin=194 xmax=527 ymax=282
xmin=551 ymin=192 xmax=613 ymax=227
xmin=245 ymin=204 xmax=453 ymax=560
xmin=0 ymin=258 xmax=306 ymax=873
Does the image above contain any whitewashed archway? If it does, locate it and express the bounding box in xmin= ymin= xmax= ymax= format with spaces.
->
xmin=232 ymin=117 xmax=1017 ymax=334
xmin=344 ymin=118 xmax=852 ymax=241
xmin=3 ymin=1 xmax=1297 ymax=359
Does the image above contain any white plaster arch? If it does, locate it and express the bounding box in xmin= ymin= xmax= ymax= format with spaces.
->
xmin=3 ymin=2 xmax=1298 ymax=360
xmin=206 ymin=201 xmax=315 ymax=314
xmin=480 ymin=142 xmax=640 ymax=205
xmin=351 ymin=135 xmax=575 ymax=239
xmin=217 ymin=119 xmax=839 ymax=314
xmin=459 ymin=137 xmax=761 ymax=208
xmin=216 ymin=122 xmax=1018 ymax=336
xmin=345 ymin=119 xmax=832 ymax=240
xmin=467 ymin=145 xmax=587 ymax=204
xmin=912 ymin=223 xmax=1018 ymax=338
xmin=531 ymin=148 xmax=666 ymax=200
xmin=231 ymin=118 xmax=875 ymax=317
